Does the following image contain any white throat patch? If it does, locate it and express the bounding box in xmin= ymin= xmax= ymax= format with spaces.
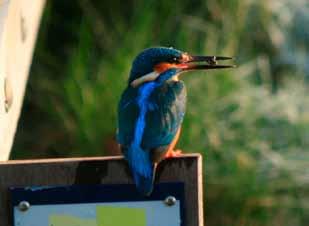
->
xmin=130 ymin=71 xmax=160 ymax=88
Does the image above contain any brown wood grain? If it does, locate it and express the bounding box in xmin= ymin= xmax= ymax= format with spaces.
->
xmin=0 ymin=154 xmax=203 ymax=226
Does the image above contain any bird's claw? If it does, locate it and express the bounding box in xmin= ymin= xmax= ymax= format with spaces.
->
xmin=165 ymin=149 xmax=182 ymax=158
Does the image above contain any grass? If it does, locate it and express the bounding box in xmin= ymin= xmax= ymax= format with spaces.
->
xmin=12 ymin=0 xmax=309 ymax=225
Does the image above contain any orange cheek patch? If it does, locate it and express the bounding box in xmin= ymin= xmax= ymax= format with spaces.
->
xmin=154 ymin=63 xmax=177 ymax=73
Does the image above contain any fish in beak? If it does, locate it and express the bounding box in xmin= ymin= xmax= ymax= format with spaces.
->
xmin=177 ymin=55 xmax=236 ymax=71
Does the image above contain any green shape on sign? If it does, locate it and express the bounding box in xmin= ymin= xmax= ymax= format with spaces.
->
xmin=96 ymin=206 xmax=146 ymax=226
xmin=49 ymin=215 xmax=97 ymax=226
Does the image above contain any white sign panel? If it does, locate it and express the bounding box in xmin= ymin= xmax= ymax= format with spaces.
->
xmin=11 ymin=183 xmax=184 ymax=226
xmin=14 ymin=201 xmax=180 ymax=226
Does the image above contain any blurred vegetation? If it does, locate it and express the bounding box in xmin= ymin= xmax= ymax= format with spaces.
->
xmin=11 ymin=0 xmax=309 ymax=225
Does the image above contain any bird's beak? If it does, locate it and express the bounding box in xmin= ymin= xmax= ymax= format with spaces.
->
xmin=177 ymin=55 xmax=236 ymax=71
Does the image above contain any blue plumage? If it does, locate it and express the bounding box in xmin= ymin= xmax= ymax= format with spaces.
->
xmin=117 ymin=47 xmax=234 ymax=195
xmin=118 ymin=66 xmax=186 ymax=195
xmin=129 ymin=47 xmax=183 ymax=83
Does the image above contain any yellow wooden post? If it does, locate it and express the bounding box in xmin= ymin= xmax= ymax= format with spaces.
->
xmin=0 ymin=0 xmax=45 ymax=160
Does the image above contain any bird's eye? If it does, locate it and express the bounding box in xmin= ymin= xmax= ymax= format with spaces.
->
xmin=170 ymin=57 xmax=180 ymax=63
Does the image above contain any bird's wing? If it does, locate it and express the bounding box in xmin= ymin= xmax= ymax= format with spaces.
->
xmin=142 ymin=81 xmax=186 ymax=149
xmin=117 ymin=81 xmax=186 ymax=150
xmin=117 ymin=87 xmax=139 ymax=146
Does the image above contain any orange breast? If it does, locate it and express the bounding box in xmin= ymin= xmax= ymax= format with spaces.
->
xmin=165 ymin=127 xmax=181 ymax=154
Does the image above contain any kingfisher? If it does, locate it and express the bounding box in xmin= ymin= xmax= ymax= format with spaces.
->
xmin=117 ymin=47 xmax=234 ymax=195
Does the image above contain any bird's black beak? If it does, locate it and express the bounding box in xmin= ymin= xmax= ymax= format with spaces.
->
xmin=179 ymin=55 xmax=236 ymax=71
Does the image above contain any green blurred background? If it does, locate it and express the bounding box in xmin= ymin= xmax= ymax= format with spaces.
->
xmin=11 ymin=0 xmax=309 ymax=225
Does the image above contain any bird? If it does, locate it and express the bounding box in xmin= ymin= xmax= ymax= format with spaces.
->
xmin=117 ymin=47 xmax=234 ymax=195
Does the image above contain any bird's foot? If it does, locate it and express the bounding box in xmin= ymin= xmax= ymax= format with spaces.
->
xmin=165 ymin=149 xmax=182 ymax=158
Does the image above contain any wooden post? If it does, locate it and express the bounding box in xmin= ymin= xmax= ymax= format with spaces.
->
xmin=0 ymin=0 xmax=45 ymax=160
xmin=0 ymin=154 xmax=203 ymax=226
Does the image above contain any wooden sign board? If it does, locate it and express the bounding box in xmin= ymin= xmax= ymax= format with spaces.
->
xmin=0 ymin=0 xmax=45 ymax=160
xmin=0 ymin=154 xmax=203 ymax=226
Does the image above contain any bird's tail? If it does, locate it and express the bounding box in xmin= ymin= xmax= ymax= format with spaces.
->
xmin=126 ymin=144 xmax=155 ymax=196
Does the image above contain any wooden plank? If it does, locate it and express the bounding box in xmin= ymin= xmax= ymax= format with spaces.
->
xmin=0 ymin=154 xmax=203 ymax=226
xmin=0 ymin=0 xmax=46 ymax=160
